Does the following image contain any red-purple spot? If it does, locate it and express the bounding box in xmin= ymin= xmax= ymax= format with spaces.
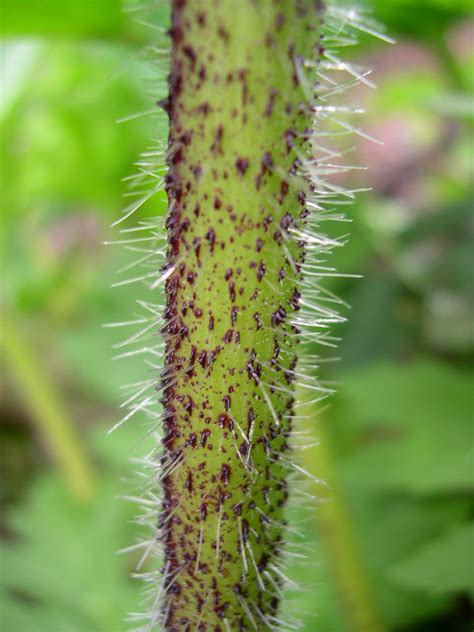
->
xmin=219 ymin=464 xmax=231 ymax=484
xmin=235 ymin=157 xmax=249 ymax=175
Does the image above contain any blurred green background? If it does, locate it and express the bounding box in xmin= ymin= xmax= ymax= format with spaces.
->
xmin=1 ymin=1 xmax=473 ymax=630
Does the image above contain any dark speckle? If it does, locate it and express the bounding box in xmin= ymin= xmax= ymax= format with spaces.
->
xmin=211 ymin=124 xmax=224 ymax=155
xmin=231 ymin=306 xmax=238 ymax=325
xmin=262 ymin=151 xmax=274 ymax=171
xmin=284 ymin=128 xmax=296 ymax=153
xmin=218 ymin=24 xmax=229 ymax=42
xmin=272 ymin=306 xmax=287 ymax=327
xmin=264 ymin=88 xmax=278 ymax=117
xmin=219 ymin=464 xmax=231 ymax=484
xmin=183 ymin=45 xmax=197 ymax=69
xmin=206 ymin=228 xmax=216 ymax=251
xmin=200 ymin=429 xmax=211 ymax=447
xmin=253 ymin=312 xmax=263 ymax=330
xmin=184 ymin=471 xmax=193 ymax=492
xmin=223 ymin=329 xmax=233 ymax=344
xmin=275 ymin=13 xmax=285 ymax=30
xmin=236 ymin=158 xmax=249 ymax=175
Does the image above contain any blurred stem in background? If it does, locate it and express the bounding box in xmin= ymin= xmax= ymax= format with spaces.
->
xmin=299 ymin=394 xmax=386 ymax=632
xmin=1 ymin=312 xmax=95 ymax=502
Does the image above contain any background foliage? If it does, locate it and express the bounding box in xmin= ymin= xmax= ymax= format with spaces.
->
xmin=1 ymin=1 xmax=473 ymax=630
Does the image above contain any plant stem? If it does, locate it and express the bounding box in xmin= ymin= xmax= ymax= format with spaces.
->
xmin=156 ymin=1 xmax=323 ymax=628
xmin=1 ymin=312 xmax=95 ymax=502
xmin=300 ymin=400 xmax=386 ymax=632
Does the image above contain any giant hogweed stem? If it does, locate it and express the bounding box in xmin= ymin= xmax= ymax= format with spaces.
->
xmin=114 ymin=1 xmax=391 ymax=629
xmin=158 ymin=1 xmax=323 ymax=629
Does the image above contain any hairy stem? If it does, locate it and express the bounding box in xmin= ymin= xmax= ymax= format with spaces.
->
xmin=158 ymin=1 xmax=323 ymax=628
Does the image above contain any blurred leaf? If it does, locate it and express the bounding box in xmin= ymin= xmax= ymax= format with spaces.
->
xmin=365 ymin=0 xmax=474 ymax=41
xmin=58 ymin=308 xmax=150 ymax=403
xmin=401 ymin=199 xmax=472 ymax=245
xmin=336 ymin=361 xmax=473 ymax=493
xmin=390 ymin=522 xmax=474 ymax=597
xmin=1 ymin=481 xmax=137 ymax=631
xmin=1 ymin=0 xmax=133 ymax=42
xmin=1 ymin=40 xmax=167 ymax=322
xmin=347 ymin=493 xmax=471 ymax=627
xmin=399 ymin=199 xmax=474 ymax=299
xmin=320 ymin=360 xmax=473 ymax=626
xmin=336 ymin=273 xmax=413 ymax=369
xmin=430 ymin=93 xmax=474 ymax=121
xmin=53 ymin=243 xmax=166 ymax=403
xmin=373 ymin=72 xmax=443 ymax=116
xmin=0 ymin=42 xmax=160 ymax=223
xmin=0 ymin=423 xmax=152 ymax=632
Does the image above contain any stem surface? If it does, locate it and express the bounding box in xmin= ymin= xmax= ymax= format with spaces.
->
xmin=159 ymin=1 xmax=322 ymax=628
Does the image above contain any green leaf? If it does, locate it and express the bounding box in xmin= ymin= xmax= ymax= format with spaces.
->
xmin=430 ymin=93 xmax=474 ymax=121
xmin=335 ymin=361 xmax=473 ymax=493
xmin=336 ymin=273 xmax=412 ymax=370
xmin=1 ymin=0 xmax=131 ymax=42
xmin=348 ymin=493 xmax=471 ymax=626
xmin=0 ymin=423 xmax=153 ymax=632
xmin=365 ymin=0 xmax=474 ymax=41
xmin=390 ymin=522 xmax=474 ymax=597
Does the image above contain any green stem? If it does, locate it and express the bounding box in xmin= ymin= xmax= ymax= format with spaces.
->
xmin=301 ymin=401 xmax=386 ymax=632
xmin=156 ymin=1 xmax=323 ymax=628
xmin=1 ymin=312 xmax=95 ymax=502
